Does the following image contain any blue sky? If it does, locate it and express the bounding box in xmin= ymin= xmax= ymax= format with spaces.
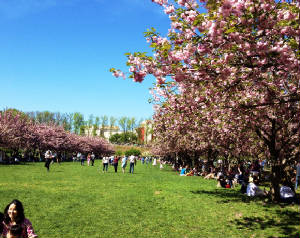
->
xmin=0 ymin=0 xmax=171 ymax=120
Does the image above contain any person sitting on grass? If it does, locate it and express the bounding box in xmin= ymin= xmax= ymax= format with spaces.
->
xmin=280 ymin=181 xmax=297 ymax=204
xmin=204 ymin=167 xmax=216 ymax=179
xmin=186 ymin=168 xmax=195 ymax=176
xmin=246 ymin=176 xmax=265 ymax=197
xmin=2 ymin=199 xmax=38 ymax=238
xmin=225 ymin=179 xmax=231 ymax=188
xmin=216 ymin=174 xmax=227 ymax=188
xmin=180 ymin=166 xmax=188 ymax=176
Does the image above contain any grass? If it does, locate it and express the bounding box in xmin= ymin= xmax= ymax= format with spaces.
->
xmin=0 ymin=161 xmax=299 ymax=238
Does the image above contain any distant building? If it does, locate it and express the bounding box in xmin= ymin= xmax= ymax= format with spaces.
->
xmin=136 ymin=120 xmax=153 ymax=144
xmin=85 ymin=126 xmax=122 ymax=141
xmin=84 ymin=120 xmax=153 ymax=144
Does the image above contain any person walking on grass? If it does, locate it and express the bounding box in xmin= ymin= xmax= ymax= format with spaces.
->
xmin=87 ymin=153 xmax=91 ymax=166
xmin=121 ymin=156 xmax=127 ymax=174
xmin=80 ymin=153 xmax=85 ymax=166
xmin=152 ymin=157 xmax=157 ymax=166
xmin=113 ymin=156 xmax=120 ymax=173
xmin=52 ymin=151 xmax=59 ymax=164
xmin=160 ymin=158 xmax=164 ymax=170
xmin=91 ymin=152 xmax=95 ymax=166
xmin=102 ymin=156 xmax=109 ymax=173
xmin=129 ymin=155 xmax=135 ymax=174
xmin=76 ymin=152 xmax=81 ymax=163
xmin=145 ymin=157 xmax=149 ymax=167
xmin=44 ymin=150 xmax=53 ymax=172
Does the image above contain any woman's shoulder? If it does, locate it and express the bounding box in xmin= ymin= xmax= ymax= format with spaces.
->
xmin=23 ymin=218 xmax=33 ymax=226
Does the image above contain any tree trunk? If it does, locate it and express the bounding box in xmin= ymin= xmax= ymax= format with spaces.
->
xmin=256 ymin=119 xmax=283 ymax=202
xmin=269 ymin=163 xmax=282 ymax=201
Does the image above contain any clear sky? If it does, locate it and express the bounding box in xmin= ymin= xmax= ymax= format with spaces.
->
xmin=0 ymin=0 xmax=171 ymax=121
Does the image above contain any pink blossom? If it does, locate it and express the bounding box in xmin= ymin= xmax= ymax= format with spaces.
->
xmin=164 ymin=5 xmax=175 ymax=14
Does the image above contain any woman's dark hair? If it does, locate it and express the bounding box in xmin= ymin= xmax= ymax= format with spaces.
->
xmin=3 ymin=199 xmax=25 ymax=225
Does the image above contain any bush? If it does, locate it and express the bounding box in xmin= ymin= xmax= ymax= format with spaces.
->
xmin=115 ymin=150 xmax=123 ymax=156
xmin=124 ymin=148 xmax=141 ymax=157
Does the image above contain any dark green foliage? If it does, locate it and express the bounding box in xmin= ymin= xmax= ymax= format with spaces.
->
xmin=109 ymin=132 xmax=138 ymax=144
xmin=124 ymin=148 xmax=141 ymax=156
xmin=115 ymin=150 xmax=123 ymax=156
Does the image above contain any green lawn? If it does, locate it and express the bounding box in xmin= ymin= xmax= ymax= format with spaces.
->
xmin=0 ymin=161 xmax=299 ymax=238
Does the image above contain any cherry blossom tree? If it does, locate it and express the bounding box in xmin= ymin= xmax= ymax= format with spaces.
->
xmin=112 ymin=0 xmax=299 ymax=200
xmin=0 ymin=110 xmax=114 ymax=158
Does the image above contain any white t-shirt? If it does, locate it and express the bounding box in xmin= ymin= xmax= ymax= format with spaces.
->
xmin=102 ymin=157 xmax=109 ymax=163
xmin=129 ymin=155 xmax=135 ymax=163
xmin=45 ymin=150 xmax=52 ymax=159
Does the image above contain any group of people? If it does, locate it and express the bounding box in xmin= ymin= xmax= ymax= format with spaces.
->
xmin=74 ymin=152 xmax=96 ymax=166
xmin=44 ymin=149 xmax=164 ymax=175
xmin=102 ymin=155 xmax=137 ymax=174
xmin=101 ymin=155 xmax=165 ymax=174
xmin=177 ymin=159 xmax=299 ymax=204
xmin=0 ymin=199 xmax=37 ymax=238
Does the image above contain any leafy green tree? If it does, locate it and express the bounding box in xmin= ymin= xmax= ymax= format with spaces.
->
xmin=125 ymin=148 xmax=141 ymax=157
xmin=127 ymin=117 xmax=137 ymax=133
xmin=109 ymin=133 xmax=122 ymax=144
xmin=109 ymin=116 xmax=117 ymax=136
xmin=53 ymin=112 xmax=62 ymax=126
xmin=100 ymin=115 xmax=108 ymax=137
xmin=73 ymin=112 xmax=84 ymax=135
xmin=36 ymin=111 xmax=55 ymax=124
xmin=79 ymin=125 xmax=86 ymax=136
xmin=128 ymin=132 xmax=138 ymax=144
xmin=120 ymin=133 xmax=130 ymax=143
xmin=93 ymin=116 xmax=100 ymax=137
xmin=87 ymin=114 xmax=94 ymax=136
xmin=109 ymin=132 xmax=138 ymax=144
xmin=63 ymin=113 xmax=73 ymax=132
xmin=118 ymin=117 xmax=128 ymax=133
xmin=115 ymin=150 xmax=123 ymax=156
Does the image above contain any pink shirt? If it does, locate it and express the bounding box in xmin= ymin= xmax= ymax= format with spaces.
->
xmin=2 ymin=218 xmax=38 ymax=238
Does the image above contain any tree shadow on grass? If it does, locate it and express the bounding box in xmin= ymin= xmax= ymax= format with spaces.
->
xmin=191 ymin=188 xmax=300 ymax=206
xmin=191 ymin=188 xmax=259 ymax=204
xmin=233 ymin=210 xmax=300 ymax=238
xmin=191 ymin=189 xmax=300 ymax=238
